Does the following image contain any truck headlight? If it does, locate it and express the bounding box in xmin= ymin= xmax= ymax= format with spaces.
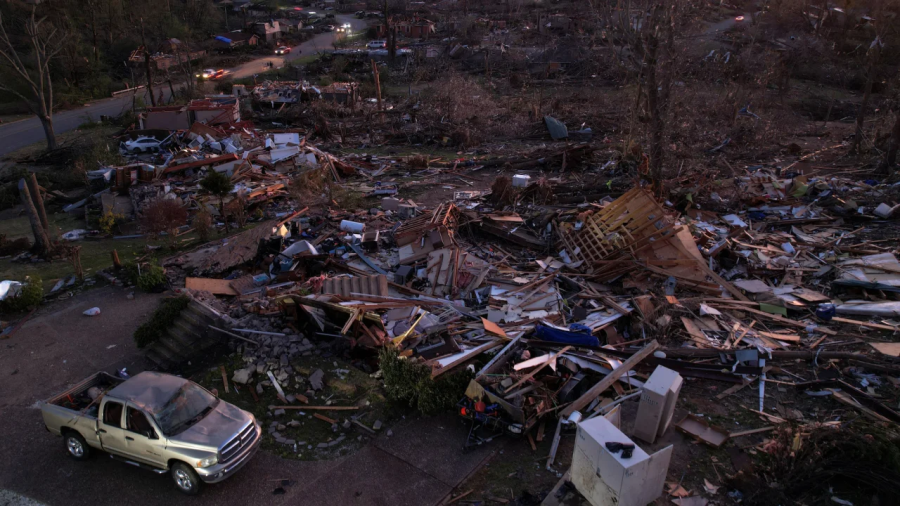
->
xmin=197 ymin=456 xmax=218 ymax=468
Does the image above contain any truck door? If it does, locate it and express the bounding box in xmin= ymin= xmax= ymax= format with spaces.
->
xmin=97 ymin=399 xmax=130 ymax=457
xmin=123 ymin=405 xmax=167 ymax=467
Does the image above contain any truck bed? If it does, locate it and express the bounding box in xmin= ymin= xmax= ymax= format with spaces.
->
xmin=42 ymin=372 xmax=126 ymax=440
xmin=46 ymin=372 xmax=123 ymax=410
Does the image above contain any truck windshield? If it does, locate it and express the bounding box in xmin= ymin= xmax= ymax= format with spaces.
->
xmin=152 ymin=383 xmax=218 ymax=436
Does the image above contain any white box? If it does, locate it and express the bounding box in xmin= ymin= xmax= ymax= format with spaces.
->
xmin=512 ymin=174 xmax=530 ymax=187
xmin=633 ymin=365 xmax=683 ymax=443
xmin=572 ymin=416 xmax=672 ymax=506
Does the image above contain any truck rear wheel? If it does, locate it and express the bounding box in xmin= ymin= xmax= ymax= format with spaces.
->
xmin=171 ymin=462 xmax=201 ymax=496
xmin=64 ymin=432 xmax=91 ymax=461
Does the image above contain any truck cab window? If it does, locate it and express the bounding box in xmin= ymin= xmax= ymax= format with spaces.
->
xmin=126 ymin=408 xmax=156 ymax=438
xmin=103 ymin=401 xmax=123 ymax=428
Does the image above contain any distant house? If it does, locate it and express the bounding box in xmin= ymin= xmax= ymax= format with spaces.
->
xmin=213 ymin=32 xmax=259 ymax=48
xmin=128 ymin=39 xmax=206 ymax=71
xmin=144 ymin=96 xmax=241 ymax=131
xmin=276 ymin=18 xmax=303 ymax=33
xmin=319 ymin=82 xmax=359 ymax=105
xmin=253 ymin=21 xmax=283 ymax=44
xmin=376 ymin=17 xmax=435 ymax=39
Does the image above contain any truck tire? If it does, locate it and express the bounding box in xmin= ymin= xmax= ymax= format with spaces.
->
xmin=64 ymin=432 xmax=91 ymax=461
xmin=171 ymin=462 xmax=201 ymax=496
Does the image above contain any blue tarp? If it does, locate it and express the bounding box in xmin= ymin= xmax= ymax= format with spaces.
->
xmin=215 ymin=36 xmax=233 ymax=44
xmin=533 ymin=323 xmax=599 ymax=347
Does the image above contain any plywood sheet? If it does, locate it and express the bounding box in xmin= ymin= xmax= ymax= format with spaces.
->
xmin=186 ymin=277 xmax=238 ymax=296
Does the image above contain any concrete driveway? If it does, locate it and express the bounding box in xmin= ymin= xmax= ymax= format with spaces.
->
xmin=0 ymin=286 xmax=493 ymax=505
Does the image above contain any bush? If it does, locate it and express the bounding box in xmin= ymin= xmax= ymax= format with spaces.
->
xmin=379 ymin=347 xmax=473 ymax=415
xmin=193 ymin=208 xmax=213 ymax=242
xmin=99 ymin=210 xmax=125 ymax=236
xmin=124 ymin=263 xmax=167 ymax=292
xmin=133 ymin=296 xmax=190 ymax=348
xmin=0 ymin=275 xmax=43 ymax=313
xmin=141 ymin=198 xmax=188 ymax=248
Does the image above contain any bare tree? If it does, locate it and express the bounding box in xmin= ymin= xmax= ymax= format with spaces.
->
xmin=0 ymin=7 xmax=67 ymax=150
xmin=380 ymin=0 xmax=407 ymax=62
xmin=140 ymin=17 xmax=157 ymax=107
xmin=852 ymin=36 xmax=882 ymax=154
xmin=644 ymin=3 xmax=676 ymax=192
xmin=594 ymin=0 xmax=680 ymax=192
xmin=883 ymin=110 xmax=900 ymax=171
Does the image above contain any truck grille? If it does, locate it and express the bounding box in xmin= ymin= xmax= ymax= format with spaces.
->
xmin=220 ymin=423 xmax=256 ymax=463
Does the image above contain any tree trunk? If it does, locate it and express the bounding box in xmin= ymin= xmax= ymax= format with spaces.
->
xmin=853 ymin=41 xmax=880 ymax=153
xmin=27 ymin=173 xmax=50 ymax=237
xmin=18 ymin=179 xmax=50 ymax=255
xmin=645 ymin=16 xmax=662 ymax=192
xmin=144 ymin=54 xmax=156 ymax=107
xmin=38 ymin=114 xmax=58 ymax=151
xmin=220 ymin=197 xmax=229 ymax=233
xmin=645 ymin=5 xmax=674 ymax=194
xmin=141 ymin=17 xmax=156 ymax=106
xmin=883 ymin=111 xmax=900 ymax=171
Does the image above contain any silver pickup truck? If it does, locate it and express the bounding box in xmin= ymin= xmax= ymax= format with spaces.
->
xmin=40 ymin=371 xmax=261 ymax=495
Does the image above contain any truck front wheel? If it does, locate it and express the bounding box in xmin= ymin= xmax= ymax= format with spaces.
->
xmin=171 ymin=462 xmax=201 ymax=496
xmin=64 ymin=432 xmax=90 ymax=461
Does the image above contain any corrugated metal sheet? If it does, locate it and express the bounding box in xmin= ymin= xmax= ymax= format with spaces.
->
xmin=322 ymin=274 xmax=388 ymax=298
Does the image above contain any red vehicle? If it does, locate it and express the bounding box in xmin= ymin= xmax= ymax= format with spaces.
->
xmin=275 ymin=46 xmax=291 ymax=55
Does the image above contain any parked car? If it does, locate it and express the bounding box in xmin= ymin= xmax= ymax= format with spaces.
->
xmin=323 ymin=24 xmax=335 ymax=32
xmin=355 ymin=10 xmax=365 ymax=18
xmin=325 ymin=12 xmax=335 ymax=18
xmin=275 ymin=46 xmax=291 ymax=55
xmin=40 ymin=371 xmax=261 ymax=495
xmin=367 ymin=40 xmax=387 ymax=49
xmin=122 ymin=136 xmax=162 ymax=153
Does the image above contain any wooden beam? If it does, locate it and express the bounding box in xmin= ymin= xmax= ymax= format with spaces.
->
xmin=220 ymin=366 xmax=230 ymax=394
xmin=561 ymin=340 xmax=659 ymax=417
xmin=503 ymin=346 xmax=572 ymax=394
xmin=314 ymin=413 xmax=337 ymax=424
xmin=432 ymin=339 xmax=500 ymax=378
xmin=272 ymin=406 xmax=358 ymax=411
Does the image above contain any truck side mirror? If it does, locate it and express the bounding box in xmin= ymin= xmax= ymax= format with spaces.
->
xmin=145 ymin=429 xmax=158 ymax=440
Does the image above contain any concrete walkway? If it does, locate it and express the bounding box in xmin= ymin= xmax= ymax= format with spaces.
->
xmin=0 ymin=286 xmax=491 ymax=505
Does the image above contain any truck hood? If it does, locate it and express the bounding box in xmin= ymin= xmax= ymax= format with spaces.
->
xmin=168 ymin=401 xmax=253 ymax=449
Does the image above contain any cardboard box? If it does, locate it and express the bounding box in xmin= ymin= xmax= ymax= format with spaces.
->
xmin=633 ymin=365 xmax=683 ymax=444
xmin=571 ymin=416 xmax=672 ymax=506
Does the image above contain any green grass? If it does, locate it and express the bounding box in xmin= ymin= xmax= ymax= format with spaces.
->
xmin=0 ymin=213 xmax=259 ymax=293
xmin=195 ymin=353 xmax=396 ymax=461
xmin=0 ymin=213 xmax=148 ymax=292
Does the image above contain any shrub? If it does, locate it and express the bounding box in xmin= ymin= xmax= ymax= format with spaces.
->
xmin=134 ymin=296 xmax=190 ymax=348
xmin=193 ymin=208 xmax=213 ymax=242
xmin=124 ymin=263 xmax=167 ymax=292
xmin=379 ymin=347 xmax=473 ymax=415
xmin=0 ymin=275 xmax=43 ymax=313
xmin=141 ymin=198 xmax=188 ymax=248
xmin=99 ymin=210 xmax=125 ymax=236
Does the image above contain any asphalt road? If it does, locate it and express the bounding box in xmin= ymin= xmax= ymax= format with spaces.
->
xmin=0 ymin=14 xmax=367 ymax=158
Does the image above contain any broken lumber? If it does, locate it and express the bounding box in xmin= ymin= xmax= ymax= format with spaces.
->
xmin=561 ymin=340 xmax=659 ymax=417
